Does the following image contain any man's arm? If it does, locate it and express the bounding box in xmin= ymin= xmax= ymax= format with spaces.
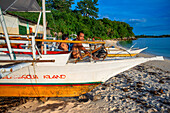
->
xmin=79 ymin=43 xmax=99 ymax=60
xmin=77 ymin=43 xmax=89 ymax=54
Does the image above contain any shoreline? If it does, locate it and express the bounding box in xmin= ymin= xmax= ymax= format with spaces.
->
xmin=140 ymin=51 xmax=170 ymax=60
xmin=135 ymin=35 xmax=170 ymax=38
xmin=117 ymin=37 xmax=170 ymax=59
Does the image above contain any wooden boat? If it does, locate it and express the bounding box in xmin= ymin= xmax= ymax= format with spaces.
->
xmin=0 ymin=54 xmax=164 ymax=97
xmin=106 ymin=47 xmax=147 ymax=57
xmin=0 ymin=37 xmax=163 ymax=97
xmin=83 ymin=40 xmax=147 ymax=57
xmin=0 ymin=0 xmax=164 ymax=97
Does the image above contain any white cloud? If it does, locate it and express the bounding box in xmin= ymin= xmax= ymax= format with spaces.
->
xmin=129 ymin=18 xmax=146 ymax=23
xmin=98 ymin=15 xmax=110 ymax=19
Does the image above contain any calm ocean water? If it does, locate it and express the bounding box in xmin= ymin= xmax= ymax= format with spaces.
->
xmin=119 ymin=37 xmax=170 ymax=59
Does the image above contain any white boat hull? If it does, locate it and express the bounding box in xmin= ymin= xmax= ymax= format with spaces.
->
xmin=0 ymin=56 xmax=164 ymax=97
xmin=107 ymin=47 xmax=147 ymax=57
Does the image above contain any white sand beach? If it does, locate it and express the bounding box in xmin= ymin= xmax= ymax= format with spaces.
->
xmin=2 ymin=54 xmax=170 ymax=113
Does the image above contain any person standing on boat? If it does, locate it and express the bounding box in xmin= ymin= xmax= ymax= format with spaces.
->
xmin=58 ymin=34 xmax=69 ymax=51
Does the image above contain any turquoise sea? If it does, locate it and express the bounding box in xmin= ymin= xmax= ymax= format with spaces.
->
xmin=119 ymin=37 xmax=170 ymax=59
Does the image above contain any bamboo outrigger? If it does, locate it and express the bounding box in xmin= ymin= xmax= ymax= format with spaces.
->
xmin=83 ymin=40 xmax=148 ymax=57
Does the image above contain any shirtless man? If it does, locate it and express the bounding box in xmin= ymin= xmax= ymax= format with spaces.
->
xmin=71 ymin=31 xmax=89 ymax=59
xmin=71 ymin=31 xmax=99 ymax=60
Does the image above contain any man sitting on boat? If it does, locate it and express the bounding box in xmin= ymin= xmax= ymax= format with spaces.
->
xmin=71 ymin=31 xmax=89 ymax=59
xmin=58 ymin=34 xmax=69 ymax=51
xmin=71 ymin=31 xmax=98 ymax=60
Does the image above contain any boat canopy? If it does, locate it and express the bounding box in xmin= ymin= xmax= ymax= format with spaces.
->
xmin=0 ymin=0 xmax=41 ymax=12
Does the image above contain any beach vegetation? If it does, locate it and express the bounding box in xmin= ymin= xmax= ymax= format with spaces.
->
xmin=8 ymin=0 xmax=135 ymax=40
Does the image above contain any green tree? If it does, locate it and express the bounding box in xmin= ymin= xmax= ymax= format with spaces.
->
xmin=9 ymin=0 xmax=135 ymax=39
xmin=36 ymin=0 xmax=42 ymax=7
xmin=76 ymin=0 xmax=99 ymax=18
xmin=118 ymin=24 xmax=128 ymax=38
xmin=46 ymin=0 xmax=74 ymax=12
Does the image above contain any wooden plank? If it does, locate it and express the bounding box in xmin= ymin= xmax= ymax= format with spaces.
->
xmin=34 ymin=39 xmax=105 ymax=44
xmin=0 ymin=48 xmax=31 ymax=52
xmin=0 ymin=39 xmax=29 ymax=44
xmin=0 ymin=37 xmax=105 ymax=44
xmin=0 ymin=60 xmax=55 ymax=63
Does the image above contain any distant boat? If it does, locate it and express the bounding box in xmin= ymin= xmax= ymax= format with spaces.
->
xmin=83 ymin=40 xmax=147 ymax=57
xmin=107 ymin=47 xmax=147 ymax=57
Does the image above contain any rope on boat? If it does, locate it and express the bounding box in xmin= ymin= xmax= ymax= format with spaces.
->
xmin=31 ymin=59 xmax=40 ymax=97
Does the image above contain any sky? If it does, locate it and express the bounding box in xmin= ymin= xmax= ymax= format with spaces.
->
xmin=72 ymin=0 xmax=170 ymax=35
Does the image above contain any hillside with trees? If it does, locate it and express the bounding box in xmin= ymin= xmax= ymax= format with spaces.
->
xmin=9 ymin=0 xmax=135 ymax=40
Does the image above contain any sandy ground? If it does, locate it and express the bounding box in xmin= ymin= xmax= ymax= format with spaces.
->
xmin=5 ymin=54 xmax=170 ymax=113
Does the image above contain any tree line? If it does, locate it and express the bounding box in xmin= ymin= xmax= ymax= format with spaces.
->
xmin=135 ymin=35 xmax=170 ymax=38
xmin=10 ymin=0 xmax=135 ymax=40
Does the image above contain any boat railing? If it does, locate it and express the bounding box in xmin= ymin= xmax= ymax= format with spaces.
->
xmin=0 ymin=35 xmax=37 ymax=60
xmin=0 ymin=35 xmax=34 ymax=50
xmin=0 ymin=35 xmax=105 ymax=60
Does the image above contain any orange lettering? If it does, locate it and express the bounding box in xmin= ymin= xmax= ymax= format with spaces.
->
xmin=60 ymin=75 xmax=66 ymax=79
xmin=26 ymin=75 xmax=31 ymax=79
xmin=43 ymin=75 xmax=66 ymax=79
xmin=44 ymin=75 xmax=50 ymax=79
xmin=33 ymin=75 xmax=38 ymax=79
xmin=2 ymin=76 xmax=12 ymax=79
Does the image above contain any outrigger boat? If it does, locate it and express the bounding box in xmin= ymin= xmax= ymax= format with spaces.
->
xmin=106 ymin=47 xmax=147 ymax=57
xmin=105 ymin=40 xmax=148 ymax=57
xmin=0 ymin=0 xmax=164 ymax=97
xmin=83 ymin=40 xmax=147 ymax=57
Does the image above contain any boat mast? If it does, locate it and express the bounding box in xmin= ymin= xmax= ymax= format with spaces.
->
xmin=42 ymin=0 xmax=47 ymax=54
xmin=0 ymin=7 xmax=14 ymax=60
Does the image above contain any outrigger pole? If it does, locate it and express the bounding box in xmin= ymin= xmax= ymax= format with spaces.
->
xmin=42 ymin=0 xmax=47 ymax=54
xmin=0 ymin=7 xmax=14 ymax=60
xmin=0 ymin=37 xmax=105 ymax=44
xmin=34 ymin=12 xmax=42 ymax=37
xmin=31 ymin=12 xmax=42 ymax=60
